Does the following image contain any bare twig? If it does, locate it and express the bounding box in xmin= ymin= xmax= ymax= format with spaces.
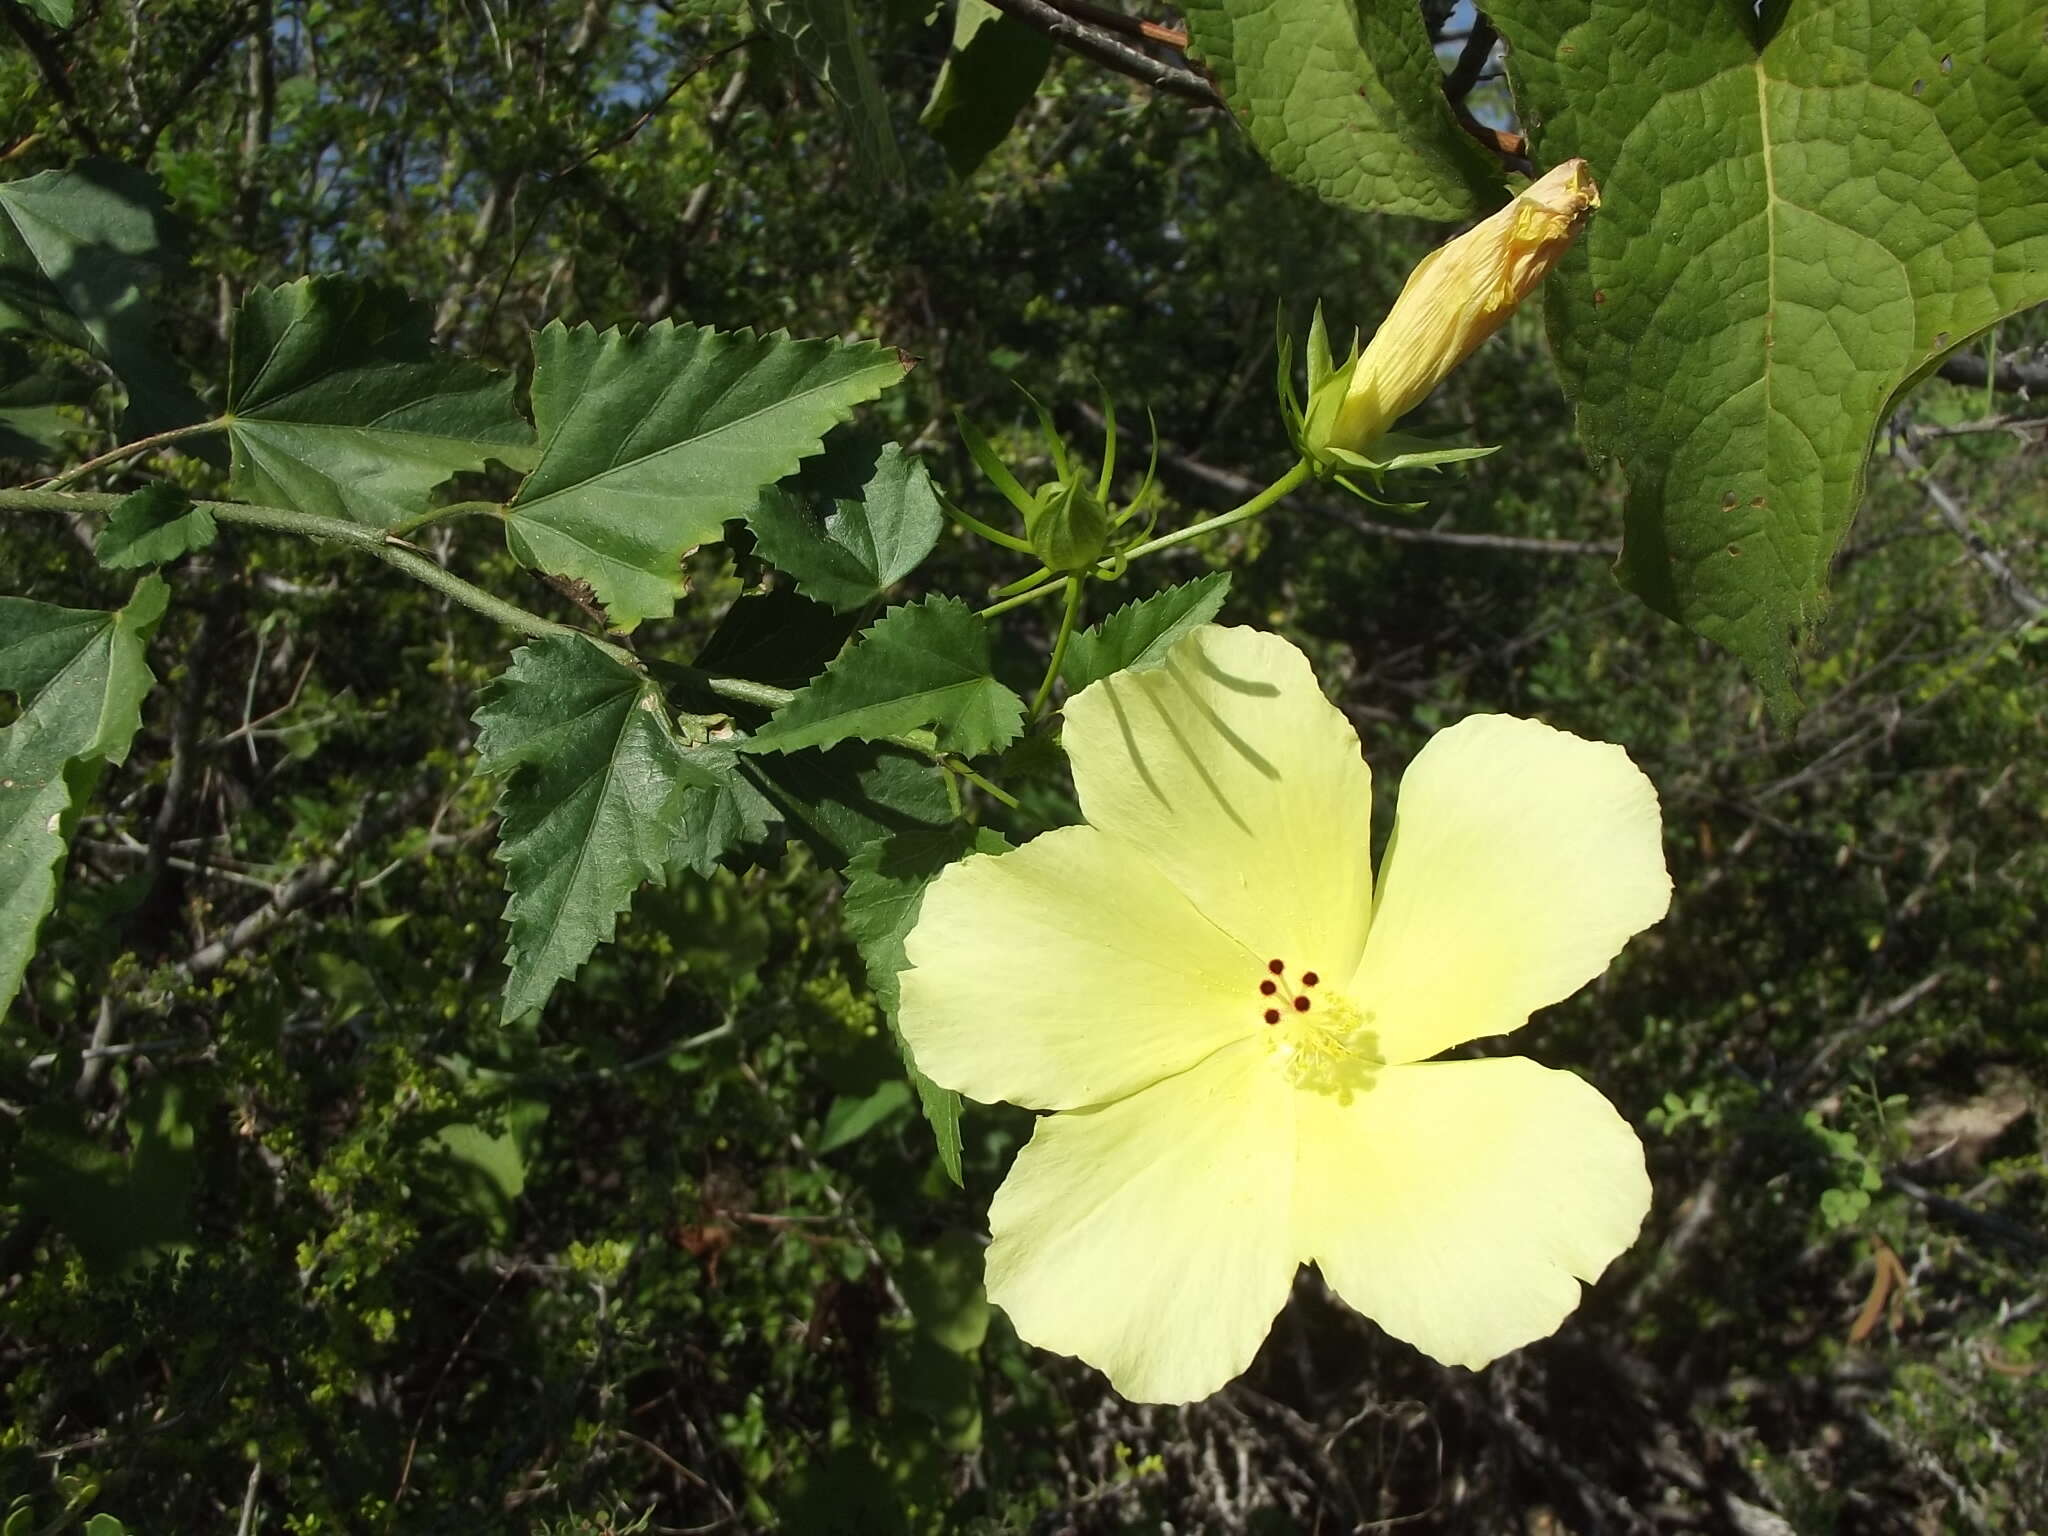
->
xmin=1444 ymin=16 xmax=1496 ymax=105
xmin=1935 ymin=350 xmax=2048 ymax=396
xmin=980 ymin=0 xmax=1224 ymax=108
xmin=1892 ymin=438 xmax=2048 ymax=621
xmin=0 ymin=0 xmax=105 ymax=155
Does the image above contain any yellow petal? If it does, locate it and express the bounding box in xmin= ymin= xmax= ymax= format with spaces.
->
xmin=1295 ymin=1056 xmax=1649 ymax=1369
xmin=986 ymin=1039 xmax=1297 ymax=1403
xmin=1351 ymin=713 xmax=1669 ymax=1065
xmin=1061 ymin=625 xmax=1374 ymax=977
xmin=1329 ymin=159 xmax=1599 ymax=453
xmin=900 ymin=824 xmax=1258 ymax=1111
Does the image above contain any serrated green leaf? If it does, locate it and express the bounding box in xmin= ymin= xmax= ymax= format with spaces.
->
xmin=95 ymin=482 xmax=217 ymax=568
xmin=1488 ymin=0 xmax=2048 ymax=701
xmin=507 ymin=320 xmax=910 ymax=629
xmin=757 ymin=0 xmax=904 ymax=181
xmin=474 ymin=636 xmax=713 ymax=1022
xmin=843 ymin=824 xmax=1009 ymax=1183
xmin=1181 ymin=0 xmax=1499 ymax=221
xmin=920 ymin=0 xmax=1053 ymax=179
xmin=1060 ymin=572 xmax=1232 ymax=693
xmin=0 ymin=161 xmax=208 ymax=437
xmin=748 ymin=442 xmax=944 ymax=612
xmin=224 ymin=276 xmax=534 ymax=527
xmin=664 ymin=735 xmax=780 ymax=880
xmin=744 ymin=741 xmax=953 ymax=869
xmin=746 ymin=596 xmax=1025 ymax=757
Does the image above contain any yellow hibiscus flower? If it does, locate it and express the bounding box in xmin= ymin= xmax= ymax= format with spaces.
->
xmin=897 ymin=625 xmax=1670 ymax=1404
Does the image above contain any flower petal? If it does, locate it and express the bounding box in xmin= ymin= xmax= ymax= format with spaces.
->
xmin=986 ymin=1038 xmax=1298 ymax=1403
xmin=1351 ymin=714 xmax=1669 ymax=1065
xmin=1295 ymin=1056 xmax=1649 ymax=1369
xmin=900 ymin=824 xmax=1258 ymax=1112
xmin=1061 ymin=625 xmax=1374 ymax=975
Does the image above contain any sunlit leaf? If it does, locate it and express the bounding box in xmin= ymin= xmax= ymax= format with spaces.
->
xmin=1181 ymin=0 xmax=1498 ymax=220
xmin=507 ymin=319 xmax=910 ymax=629
xmin=474 ymin=635 xmax=713 ymax=1022
xmin=224 ymin=276 xmax=534 ymax=527
xmin=748 ymin=442 xmax=944 ymax=612
xmin=844 ymin=824 xmax=1009 ymax=1184
xmin=1487 ymin=0 xmax=2048 ymax=701
xmin=1059 ymin=572 xmax=1232 ymax=693
xmin=746 ymin=596 xmax=1025 ymax=757
xmin=0 ymin=576 xmax=165 ymax=1016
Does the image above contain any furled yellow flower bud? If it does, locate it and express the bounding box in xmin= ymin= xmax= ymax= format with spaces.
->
xmin=1326 ymin=159 xmax=1600 ymax=455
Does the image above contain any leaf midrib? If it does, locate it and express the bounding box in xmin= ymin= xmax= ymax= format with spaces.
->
xmin=512 ymin=352 xmax=897 ymax=521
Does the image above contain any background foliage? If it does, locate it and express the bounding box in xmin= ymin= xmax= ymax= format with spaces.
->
xmin=2 ymin=0 xmax=2045 ymax=1531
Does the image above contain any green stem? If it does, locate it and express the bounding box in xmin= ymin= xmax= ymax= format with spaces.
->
xmin=972 ymin=458 xmax=1314 ymax=619
xmin=942 ymin=757 xmax=1020 ymax=811
xmin=694 ymin=673 xmax=796 ymax=710
xmin=1030 ymin=574 xmax=1086 ymax=720
xmin=979 ymin=574 xmax=1069 ymax=620
xmin=387 ymin=499 xmax=504 ymax=537
xmin=1 ymin=487 xmax=636 ymax=667
xmin=1113 ymin=457 xmax=1313 ymax=564
xmin=38 ymin=420 xmax=226 ymax=490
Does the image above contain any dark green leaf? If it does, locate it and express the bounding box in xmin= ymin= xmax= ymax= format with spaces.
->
xmin=919 ymin=0 xmax=1053 ymax=180
xmin=756 ymin=0 xmax=904 ymax=181
xmin=746 ymin=596 xmax=1024 ymax=757
xmin=1181 ymin=0 xmax=1498 ymax=221
xmin=843 ymin=823 xmax=1008 ymax=1183
xmin=664 ymin=735 xmax=779 ymax=881
xmin=694 ymin=590 xmax=856 ymax=692
xmin=1487 ymin=0 xmax=2048 ymax=701
xmin=0 ymin=341 xmax=92 ymax=458
xmin=748 ymin=442 xmax=944 ymax=612
xmin=95 ymin=483 xmax=217 ymax=568
xmin=10 ymin=1081 xmax=200 ymax=1273
xmin=23 ymin=0 xmax=74 ymax=23
xmin=0 ymin=161 xmax=207 ymax=437
xmin=743 ymin=741 xmax=953 ymax=869
xmin=1059 ymin=572 xmax=1231 ymax=693
xmin=224 ymin=276 xmax=535 ymax=527
xmin=474 ymin=635 xmax=713 ymax=1022
xmin=817 ymin=1079 xmax=914 ymax=1153
xmin=507 ymin=319 xmax=910 ymax=629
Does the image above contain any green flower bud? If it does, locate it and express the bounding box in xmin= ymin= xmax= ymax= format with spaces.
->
xmin=1026 ymin=477 xmax=1112 ymax=573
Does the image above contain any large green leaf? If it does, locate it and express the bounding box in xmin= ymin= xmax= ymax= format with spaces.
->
xmin=843 ymin=824 xmax=1009 ymax=1184
xmin=1487 ymin=0 xmax=2048 ymax=700
xmin=919 ymin=0 xmax=1054 ymax=179
xmin=10 ymin=1081 xmax=200 ymax=1273
xmin=1181 ymin=0 xmax=1498 ymax=220
xmin=1 ymin=576 xmax=166 ymax=1016
xmin=1059 ymin=573 xmax=1231 ymax=693
xmin=507 ymin=320 xmax=911 ymax=629
xmin=223 ymin=277 xmax=535 ymax=527
xmin=0 ymin=162 xmax=207 ymax=437
xmin=745 ymin=596 xmax=1025 ymax=758
xmin=474 ymin=635 xmax=713 ymax=1022
xmin=748 ymin=442 xmax=944 ymax=613
xmin=757 ymin=0 xmax=904 ymax=181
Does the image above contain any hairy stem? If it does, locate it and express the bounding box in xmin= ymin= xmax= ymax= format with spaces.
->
xmin=1 ymin=486 xmax=635 ymax=666
xmin=1030 ymin=573 xmax=1086 ymax=719
xmin=38 ymin=420 xmax=227 ymax=490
